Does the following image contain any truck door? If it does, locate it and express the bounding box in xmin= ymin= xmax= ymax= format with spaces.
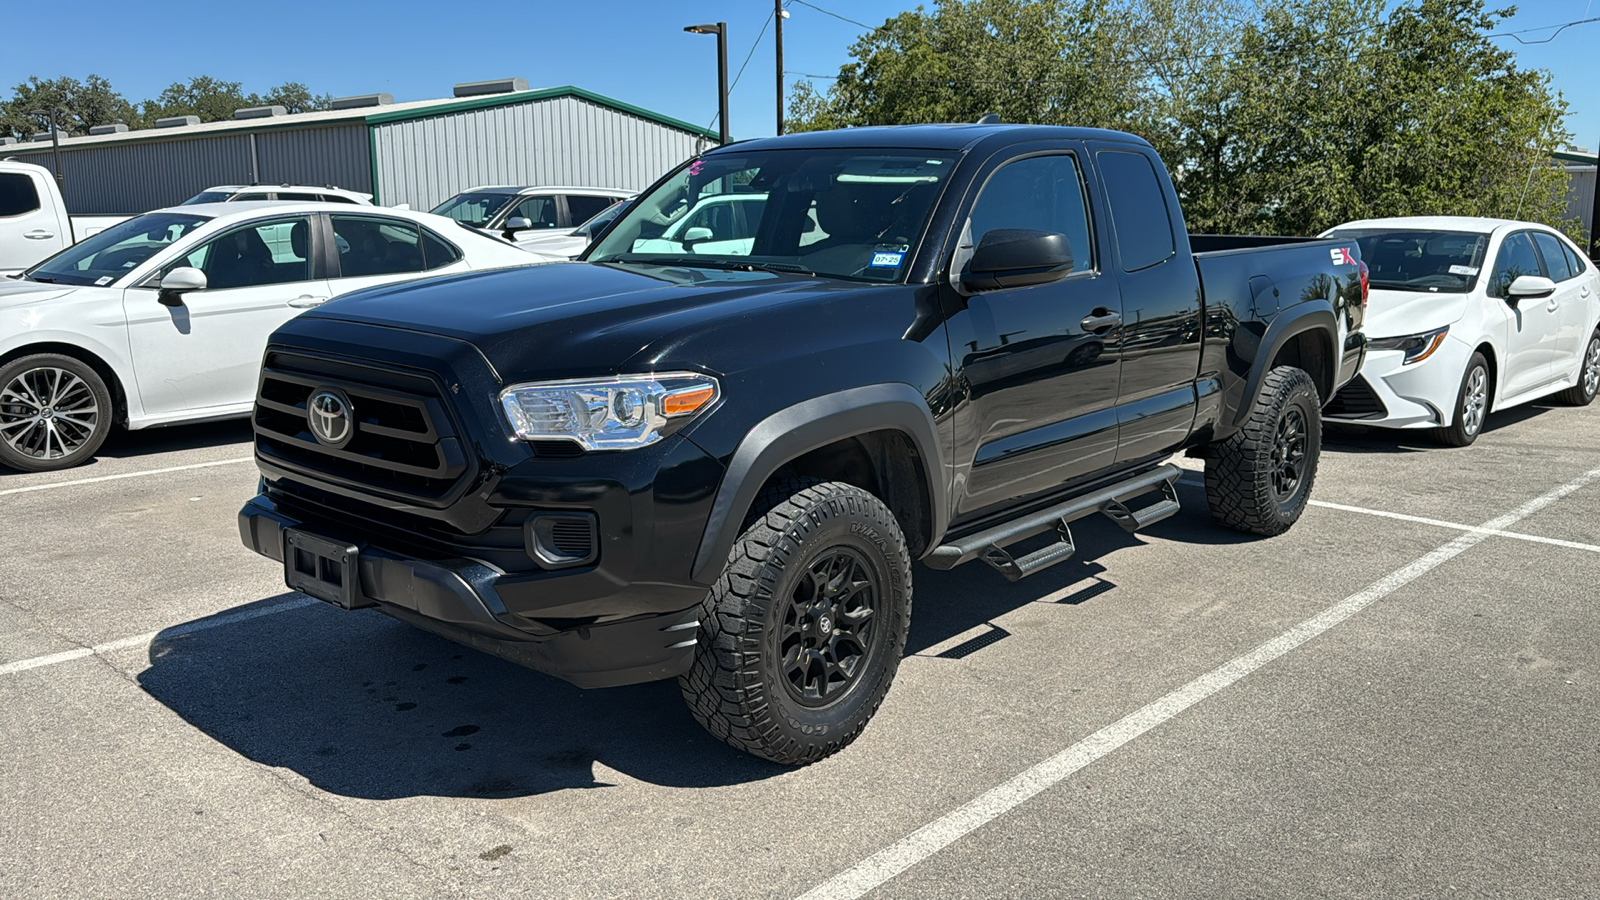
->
xmin=1088 ymin=145 xmax=1204 ymax=463
xmin=0 ymin=167 xmax=68 ymax=275
xmin=945 ymin=147 xmax=1124 ymax=523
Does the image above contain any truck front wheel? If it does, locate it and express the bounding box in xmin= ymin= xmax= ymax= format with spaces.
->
xmin=679 ymin=481 xmax=912 ymax=765
xmin=1204 ymin=365 xmax=1322 ymax=536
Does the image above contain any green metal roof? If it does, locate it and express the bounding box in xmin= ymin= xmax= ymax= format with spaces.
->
xmin=362 ymin=85 xmax=719 ymax=140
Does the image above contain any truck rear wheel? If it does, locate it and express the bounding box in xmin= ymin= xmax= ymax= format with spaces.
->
xmin=1204 ymin=365 xmax=1321 ymax=536
xmin=679 ymin=481 xmax=912 ymax=765
xmin=0 ymin=353 xmax=114 ymax=473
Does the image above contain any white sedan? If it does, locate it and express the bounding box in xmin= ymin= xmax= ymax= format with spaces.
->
xmin=0 ymin=202 xmax=553 ymax=471
xmin=1322 ymin=216 xmax=1600 ymax=445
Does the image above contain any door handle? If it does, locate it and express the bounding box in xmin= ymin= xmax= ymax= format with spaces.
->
xmin=23 ymin=229 xmax=54 ymax=240
xmin=1080 ymin=309 xmax=1122 ymax=333
xmin=287 ymin=295 xmax=328 ymax=308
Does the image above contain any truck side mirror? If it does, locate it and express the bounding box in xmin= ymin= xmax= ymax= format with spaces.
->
xmin=158 ymin=266 xmax=207 ymax=307
xmin=964 ymin=229 xmax=1075 ymax=292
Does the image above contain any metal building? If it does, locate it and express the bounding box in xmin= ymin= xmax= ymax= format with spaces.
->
xmin=2 ymin=84 xmax=717 ymax=215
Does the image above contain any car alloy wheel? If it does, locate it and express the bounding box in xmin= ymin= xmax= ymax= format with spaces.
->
xmin=1583 ymin=336 xmax=1600 ymax=399
xmin=1460 ymin=364 xmax=1488 ymax=436
xmin=0 ymin=366 xmax=100 ymax=462
xmin=1269 ymin=406 xmax=1308 ymax=500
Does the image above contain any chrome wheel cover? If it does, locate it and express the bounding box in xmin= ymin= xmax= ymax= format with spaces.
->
xmin=0 ymin=367 xmax=100 ymax=461
xmin=1460 ymin=365 xmax=1488 ymax=436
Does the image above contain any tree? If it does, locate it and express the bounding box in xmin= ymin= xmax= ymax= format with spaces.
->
xmin=139 ymin=75 xmax=252 ymax=124
xmin=0 ymin=75 xmax=137 ymax=139
xmin=258 ymin=82 xmax=334 ymax=116
xmin=789 ymin=0 xmax=1577 ymax=237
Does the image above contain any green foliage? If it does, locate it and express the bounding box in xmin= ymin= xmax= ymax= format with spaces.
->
xmin=1 ymin=75 xmax=335 ymax=138
xmin=789 ymin=0 xmax=1577 ymax=236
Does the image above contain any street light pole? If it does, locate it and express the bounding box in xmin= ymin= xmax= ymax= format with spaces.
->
xmin=775 ymin=0 xmax=787 ymax=136
xmin=685 ymin=23 xmax=730 ymax=145
xmin=29 ymin=107 xmax=66 ymax=190
xmin=1588 ymin=143 xmax=1600 ymax=262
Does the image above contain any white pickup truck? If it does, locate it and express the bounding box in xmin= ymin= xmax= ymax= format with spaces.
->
xmin=0 ymin=160 xmax=129 ymax=276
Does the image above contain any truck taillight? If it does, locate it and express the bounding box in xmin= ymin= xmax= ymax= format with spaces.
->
xmin=1358 ymin=259 xmax=1369 ymax=306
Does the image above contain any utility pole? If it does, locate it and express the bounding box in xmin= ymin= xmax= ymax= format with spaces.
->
xmin=29 ymin=107 xmax=66 ymax=190
xmin=775 ymin=0 xmax=787 ymax=135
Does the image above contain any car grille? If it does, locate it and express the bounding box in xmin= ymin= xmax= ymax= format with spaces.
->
xmin=253 ymin=350 xmax=471 ymax=502
xmin=1324 ymin=375 xmax=1387 ymax=419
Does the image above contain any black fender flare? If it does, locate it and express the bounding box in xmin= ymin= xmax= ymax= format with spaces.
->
xmin=689 ymin=383 xmax=948 ymax=585
xmin=1231 ymin=300 xmax=1338 ymax=428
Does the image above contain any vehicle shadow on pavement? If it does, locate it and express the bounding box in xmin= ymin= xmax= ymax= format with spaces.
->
xmin=1323 ymin=402 xmax=1555 ymax=454
xmin=96 ymin=419 xmax=256 ymax=460
xmin=135 ymin=594 xmax=787 ymax=801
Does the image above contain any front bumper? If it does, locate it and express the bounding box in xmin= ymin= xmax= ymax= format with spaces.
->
xmin=239 ymin=495 xmax=701 ymax=688
xmin=1324 ymin=336 xmax=1471 ymax=429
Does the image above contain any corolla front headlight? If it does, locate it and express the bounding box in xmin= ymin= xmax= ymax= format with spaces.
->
xmin=499 ymin=373 xmax=720 ymax=450
xmin=1367 ymin=325 xmax=1449 ymax=365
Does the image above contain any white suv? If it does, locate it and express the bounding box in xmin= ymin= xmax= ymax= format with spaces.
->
xmin=430 ymin=186 xmax=632 ymax=241
xmin=181 ymin=184 xmax=374 ymax=205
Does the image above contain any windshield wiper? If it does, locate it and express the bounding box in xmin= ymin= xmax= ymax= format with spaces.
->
xmin=597 ymin=255 xmax=817 ymax=277
xmin=27 ymin=275 xmax=61 ymax=284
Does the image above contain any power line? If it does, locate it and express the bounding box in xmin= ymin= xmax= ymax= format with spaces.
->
xmin=787 ymin=0 xmax=880 ymax=33
xmin=730 ymin=9 xmax=777 ymax=94
xmin=1487 ymin=15 xmax=1600 ymax=44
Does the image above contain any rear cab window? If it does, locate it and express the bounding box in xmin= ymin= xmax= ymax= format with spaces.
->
xmin=0 ymin=172 xmax=43 ymax=217
xmin=1095 ymin=150 xmax=1176 ymax=272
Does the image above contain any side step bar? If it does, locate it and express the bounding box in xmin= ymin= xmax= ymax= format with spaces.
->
xmin=925 ymin=464 xmax=1182 ymax=582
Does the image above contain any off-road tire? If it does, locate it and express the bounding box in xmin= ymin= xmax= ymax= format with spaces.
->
xmin=1555 ymin=330 xmax=1600 ymax=407
xmin=1432 ymin=352 xmax=1491 ymax=447
xmin=1204 ymin=365 xmax=1321 ymax=536
xmin=679 ymin=481 xmax=912 ymax=765
xmin=0 ymin=353 xmax=114 ymax=473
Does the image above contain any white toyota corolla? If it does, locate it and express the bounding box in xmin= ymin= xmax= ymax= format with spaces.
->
xmin=0 ymin=202 xmax=554 ymax=472
xmin=1321 ymin=216 xmax=1600 ymax=445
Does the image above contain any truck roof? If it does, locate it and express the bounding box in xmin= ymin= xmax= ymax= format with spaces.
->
xmin=720 ymin=123 xmax=1155 ymax=154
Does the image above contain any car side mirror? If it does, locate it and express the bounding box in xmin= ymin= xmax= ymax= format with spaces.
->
xmin=157 ymin=267 xmax=206 ymax=306
xmin=502 ymin=216 xmax=533 ymax=238
xmin=963 ymin=229 xmax=1075 ymax=292
xmin=682 ymin=226 xmax=714 ymax=245
xmin=1506 ymin=274 xmax=1556 ymax=304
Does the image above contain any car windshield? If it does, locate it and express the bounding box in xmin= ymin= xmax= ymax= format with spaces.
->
xmin=587 ymin=149 xmax=960 ymax=282
xmin=1324 ymin=228 xmax=1489 ymax=293
xmin=25 ymin=213 xmax=212 ymax=286
xmin=429 ymin=191 xmax=519 ymax=229
xmin=181 ymin=191 xmax=234 ymax=205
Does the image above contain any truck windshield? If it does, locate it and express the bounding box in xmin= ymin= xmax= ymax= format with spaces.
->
xmin=1324 ymin=228 xmax=1489 ymax=293
xmin=429 ymin=191 xmax=519 ymax=229
xmin=587 ymin=149 xmax=960 ymax=282
xmin=25 ymin=213 xmax=211 ymax=286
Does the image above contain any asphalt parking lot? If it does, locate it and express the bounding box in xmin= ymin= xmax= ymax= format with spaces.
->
xmin=2 ymin=401 xmax=1597 ymax=899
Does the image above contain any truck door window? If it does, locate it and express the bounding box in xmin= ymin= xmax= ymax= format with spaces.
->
xmin=566 ymin=195 xmax=614 ymax=223
xmin=1488 ymin=232 xmax=1541 ymax=298
xmin=0 ymin=173 xmax=42 ymax=217
xmin=1096 ymin=150 xmax=1176 ymax=272
xmin=966 ymin=154 xmax=1093 ymax=274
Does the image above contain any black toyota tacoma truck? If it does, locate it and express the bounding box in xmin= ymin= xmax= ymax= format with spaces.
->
xmin=238 ymin=124 xmax=1367 ymax=764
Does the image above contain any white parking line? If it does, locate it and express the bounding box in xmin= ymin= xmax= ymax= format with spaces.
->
xmin=0 ymin=595 xmax=318 ymax=677
xmin=0 ymin=456 xmax=254 ymax=497
xmin=796 ymin=465 xmax=1600 ymax=900
xmin=1173 ymin=473 xmax=1600 ymax=554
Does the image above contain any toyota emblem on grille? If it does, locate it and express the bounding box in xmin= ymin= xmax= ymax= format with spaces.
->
xmin=307 ymin=389 xmax=354 ymax=448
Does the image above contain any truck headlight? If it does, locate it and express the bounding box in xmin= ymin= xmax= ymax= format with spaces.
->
xmin=499 ymin=373 xmax=720 ymax=450
xmin=1367 ymin=325 xmax=1449 ymax=365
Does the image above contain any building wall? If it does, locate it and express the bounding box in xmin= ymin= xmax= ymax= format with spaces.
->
xmin=372 ymin=95 xmax=707 ymax=210
xmin=1564 ymin=166 xmax=1596 ymax=253
xmin=9 ymin=125 xmax=371 ymax=214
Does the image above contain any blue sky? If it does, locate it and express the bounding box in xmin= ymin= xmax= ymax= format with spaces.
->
xmin=4 ymin=0 xmax=1600 ymax=151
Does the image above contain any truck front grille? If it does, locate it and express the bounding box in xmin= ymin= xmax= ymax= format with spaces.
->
xmin=1324 ymin=375 xmax=1387 ymax=420
xmin=253 ymin=350 xmax=470 ymax=501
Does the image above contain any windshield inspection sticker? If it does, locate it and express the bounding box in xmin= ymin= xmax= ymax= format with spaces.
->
xmin=870 ymin=251 xmax=905 ymax=268
xmin=95 ymin=276 xmax=113 ymax=286
xmin=1448 ymin=264 xmax=1480 ymax=276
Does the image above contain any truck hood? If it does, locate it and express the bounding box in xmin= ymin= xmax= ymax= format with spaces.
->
xmin=0 ymin=278 xmax=85 ymax=308
xmin=1362 ymin=288 xmax=1470 ymax=338
xmin=301 ymin=260 xmax=853 ymax=380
